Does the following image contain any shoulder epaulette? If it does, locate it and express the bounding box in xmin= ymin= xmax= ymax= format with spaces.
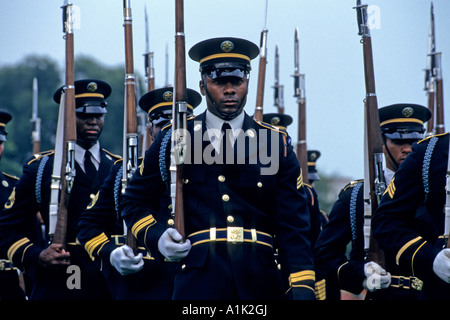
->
xmin=2 ymin=172 xmax=19 ymax=180
xmin=417 ymin=132 xmax=448 ymax=144
xmin=254 ymin=119 xmax=287 ymax=137
xmin=27 ymin=150 xmax=55 ymax=165
xmin=343 ymin=179 xmax=364 ymax=191
xmin=102 ymin=149 xmax=121 ymax=160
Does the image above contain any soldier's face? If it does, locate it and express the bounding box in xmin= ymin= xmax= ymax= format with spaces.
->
xmin=200 ymin=75 xmax=248 ymax=120
xmin=383 ymin=138 xmax=415 ymax=170
xmin=76 ymin=113 xmax=104 ymax=147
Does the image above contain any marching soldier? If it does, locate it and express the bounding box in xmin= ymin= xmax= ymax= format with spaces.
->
xmin=307 ymin=150 xmax=329 ymax=228
xmin=373 ymin=118 xmax=450 ymax=299
xmin=77 ymin=87 xmax=201 ymax=299
xmin=0 ymin=79 xmax=120 ymax=300
xmin=0 ymin=110 xmax=26 ymax=300
xmin=314 ymin=103 xmax=431 ymax=300
xmin=120 ymin=37 xmax=316 ymax=300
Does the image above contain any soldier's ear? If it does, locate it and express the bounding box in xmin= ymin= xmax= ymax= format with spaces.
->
xmin=199 ymin=80 xmax=206 ymax=96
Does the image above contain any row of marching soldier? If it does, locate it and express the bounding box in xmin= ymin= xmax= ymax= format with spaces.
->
xmin=0 ymin=0 xmax=449 ymax=301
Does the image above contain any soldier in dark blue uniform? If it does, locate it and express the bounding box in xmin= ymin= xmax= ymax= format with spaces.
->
xmin=0 ymin=79 xmax=120 ymax=300
xmin=307 ymin=150 xmax=329 ymax=229
xmin=77 ymin=87 xmax=201 ymax=299
xmin=373 ymin=128 xmax=450 ymax=298
xmin=0 ymin=110 xmax=27 ymax=300
xmin=314 ymin=103 xmax=431 ymax=300
xmin=120 ymin=37 xmax=316 ymax=300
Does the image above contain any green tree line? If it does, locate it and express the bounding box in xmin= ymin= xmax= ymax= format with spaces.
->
xmin=0 ymin=54 xmax=142 ymax=177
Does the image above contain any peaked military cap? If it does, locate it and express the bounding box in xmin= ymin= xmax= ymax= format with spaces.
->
xmin=263 ymin=113 xmax=293 ymax=130
xmin=307 ymin=150 xmax=321 ymax=181
xmin=139 ymin=87 xmax=202 ymax=125
xmin=0 ymin=110 xmax=12 ymax=142
xmin=189 ymin=37 xmax=259 ymax=79
xmin=379 ymin=103 xmax=431 ymax=140
xmin=53 ymin=79 xmax=112 ymax=114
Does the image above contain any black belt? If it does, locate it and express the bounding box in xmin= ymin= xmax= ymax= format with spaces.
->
xmin=390 ymin=275 xmax=423 ymax=291
xmin=188 ymin=227 xmax=273 ymax=248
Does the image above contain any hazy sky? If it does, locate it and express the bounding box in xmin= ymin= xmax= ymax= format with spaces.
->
xmin=1 ymin=0 xmax=448 ymax=180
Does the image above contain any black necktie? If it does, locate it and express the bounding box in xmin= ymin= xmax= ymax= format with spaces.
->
xmin=84 ymin=150 xmax=97 ymax=182
xmin=220 ymin=122 xmax=233 ymax=163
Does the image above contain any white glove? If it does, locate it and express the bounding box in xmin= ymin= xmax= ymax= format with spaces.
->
xmin=433 ymin=248 xmax=450 ymax=283
xmin=158 ymin=228 xmax=191 ymax=261
xmin=362 ymin=261 xmax=391 ymax=292
xmin=110 ymin=245 xmax=144 ymax=276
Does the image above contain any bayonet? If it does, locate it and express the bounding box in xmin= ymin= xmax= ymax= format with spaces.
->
xmin=272 ymin=45 xmax=284 ymax=114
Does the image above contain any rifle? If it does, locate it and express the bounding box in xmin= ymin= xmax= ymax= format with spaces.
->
xmin=122 ymin=0 xmax=139 ymax=252
xmin=272 ymin=45 xmax=284 ymax=114
xmin=49 ymin=0 xmax=77 ymax=247
xmin=424 ymin=3 xmax=436 ymax=137
xmin=31 ymin=77 xmax=41 ymax=155
xmin=292 ymin=28 xmax=308 ymax=184
xmin=355 ymin=1 xmax=386 ymax=267
xmin=253 ymin=0 xmax=269 ymax=122
xmin=140 ymin=4 xmax=155 ymax=154
xmin=171 ymin=0 xmax=188 ymax=239
xmin=434 ymin=52 xmax=445 ymax=134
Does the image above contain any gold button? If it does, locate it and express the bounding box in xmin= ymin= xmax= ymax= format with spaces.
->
xmin=90 ymin=194 xmax=95 ymax=199
xmin=218 ymin=175 xmax=225 ymax=182
xmin=257 ymin=181 xmax=263 ymax=188
xmin=167 ymin=219 xmax=174 ymax=226
xmin=181 ymin=264 xmax=186 ymax=269
xmin=227 ymin=215 xmax=234 ymax=223
xmin=184 ymin=179 xmax=189 ymax=184
xmin=222 ymin=194 xmax=230 ymax=202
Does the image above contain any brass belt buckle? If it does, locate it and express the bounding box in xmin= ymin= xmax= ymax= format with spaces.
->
xmin=227 ymin=227 xmax=244 ymax=243
xmin=410 ymin=277 xmax=423 ymax=291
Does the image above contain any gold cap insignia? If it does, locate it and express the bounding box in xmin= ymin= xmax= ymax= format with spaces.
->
xmin=87 ymin=82 xmax=98 ymax=92
xmin=271 ymin=117 xmax=280 ymax=126
xmin=310 ymin=153 xmax=317 ymax=161
xmin=402 ymin=107 xmax=414 ymax=118
xmin=221 ymin=40 xmax=234 ymax=53
xmin=163 ymin=91 xmax=173 ymax=102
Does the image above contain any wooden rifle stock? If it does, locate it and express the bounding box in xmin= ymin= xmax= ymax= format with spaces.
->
xmin=253 ymin=29 xmax=268 ymax=122
xmin=355 ymin=1 xmax=385 ymax=267
xmin=122 ymin=0 xmax=138 ymax=252
xmin=292 ymin=28 xmax=308 ymax=183
xmin=172 ymin=0 xmax=188 ymax=239
xmin=434 ymin=53 xmax=445 ymax=134
xmin=53 ymin=2 xmax=77 ymax=247
xmin=296 ymin=83 xmax=309 ymax=184
xmin=426 ymin=82 xmax=435 ymax=136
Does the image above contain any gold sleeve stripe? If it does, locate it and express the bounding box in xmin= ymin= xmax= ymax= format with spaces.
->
xmin=7 ymin=237 xmax=31 ymax=261
xmin=315 ymin=279 xmax=326 ymax=300
xmin=289 ymin=270 xmax=315 ymax=285
xmin=84 ymin=233 xmax=109 ymax=259
xmin=396 ymin=236 xmax=423 ymax=265
xmin=297 ymin=173 xmax=303 ymax=189
xmin=383 ymin=178 xmax=396 ymax=198
xmin=131 ymin=215 xmax=156 ymax=238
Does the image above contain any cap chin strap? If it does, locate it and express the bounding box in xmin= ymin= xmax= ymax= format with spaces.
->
xmin=201 ymin=77 xmax=246 ymax=121
xmin=383 ymin=137 xmax=399 ymax=171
